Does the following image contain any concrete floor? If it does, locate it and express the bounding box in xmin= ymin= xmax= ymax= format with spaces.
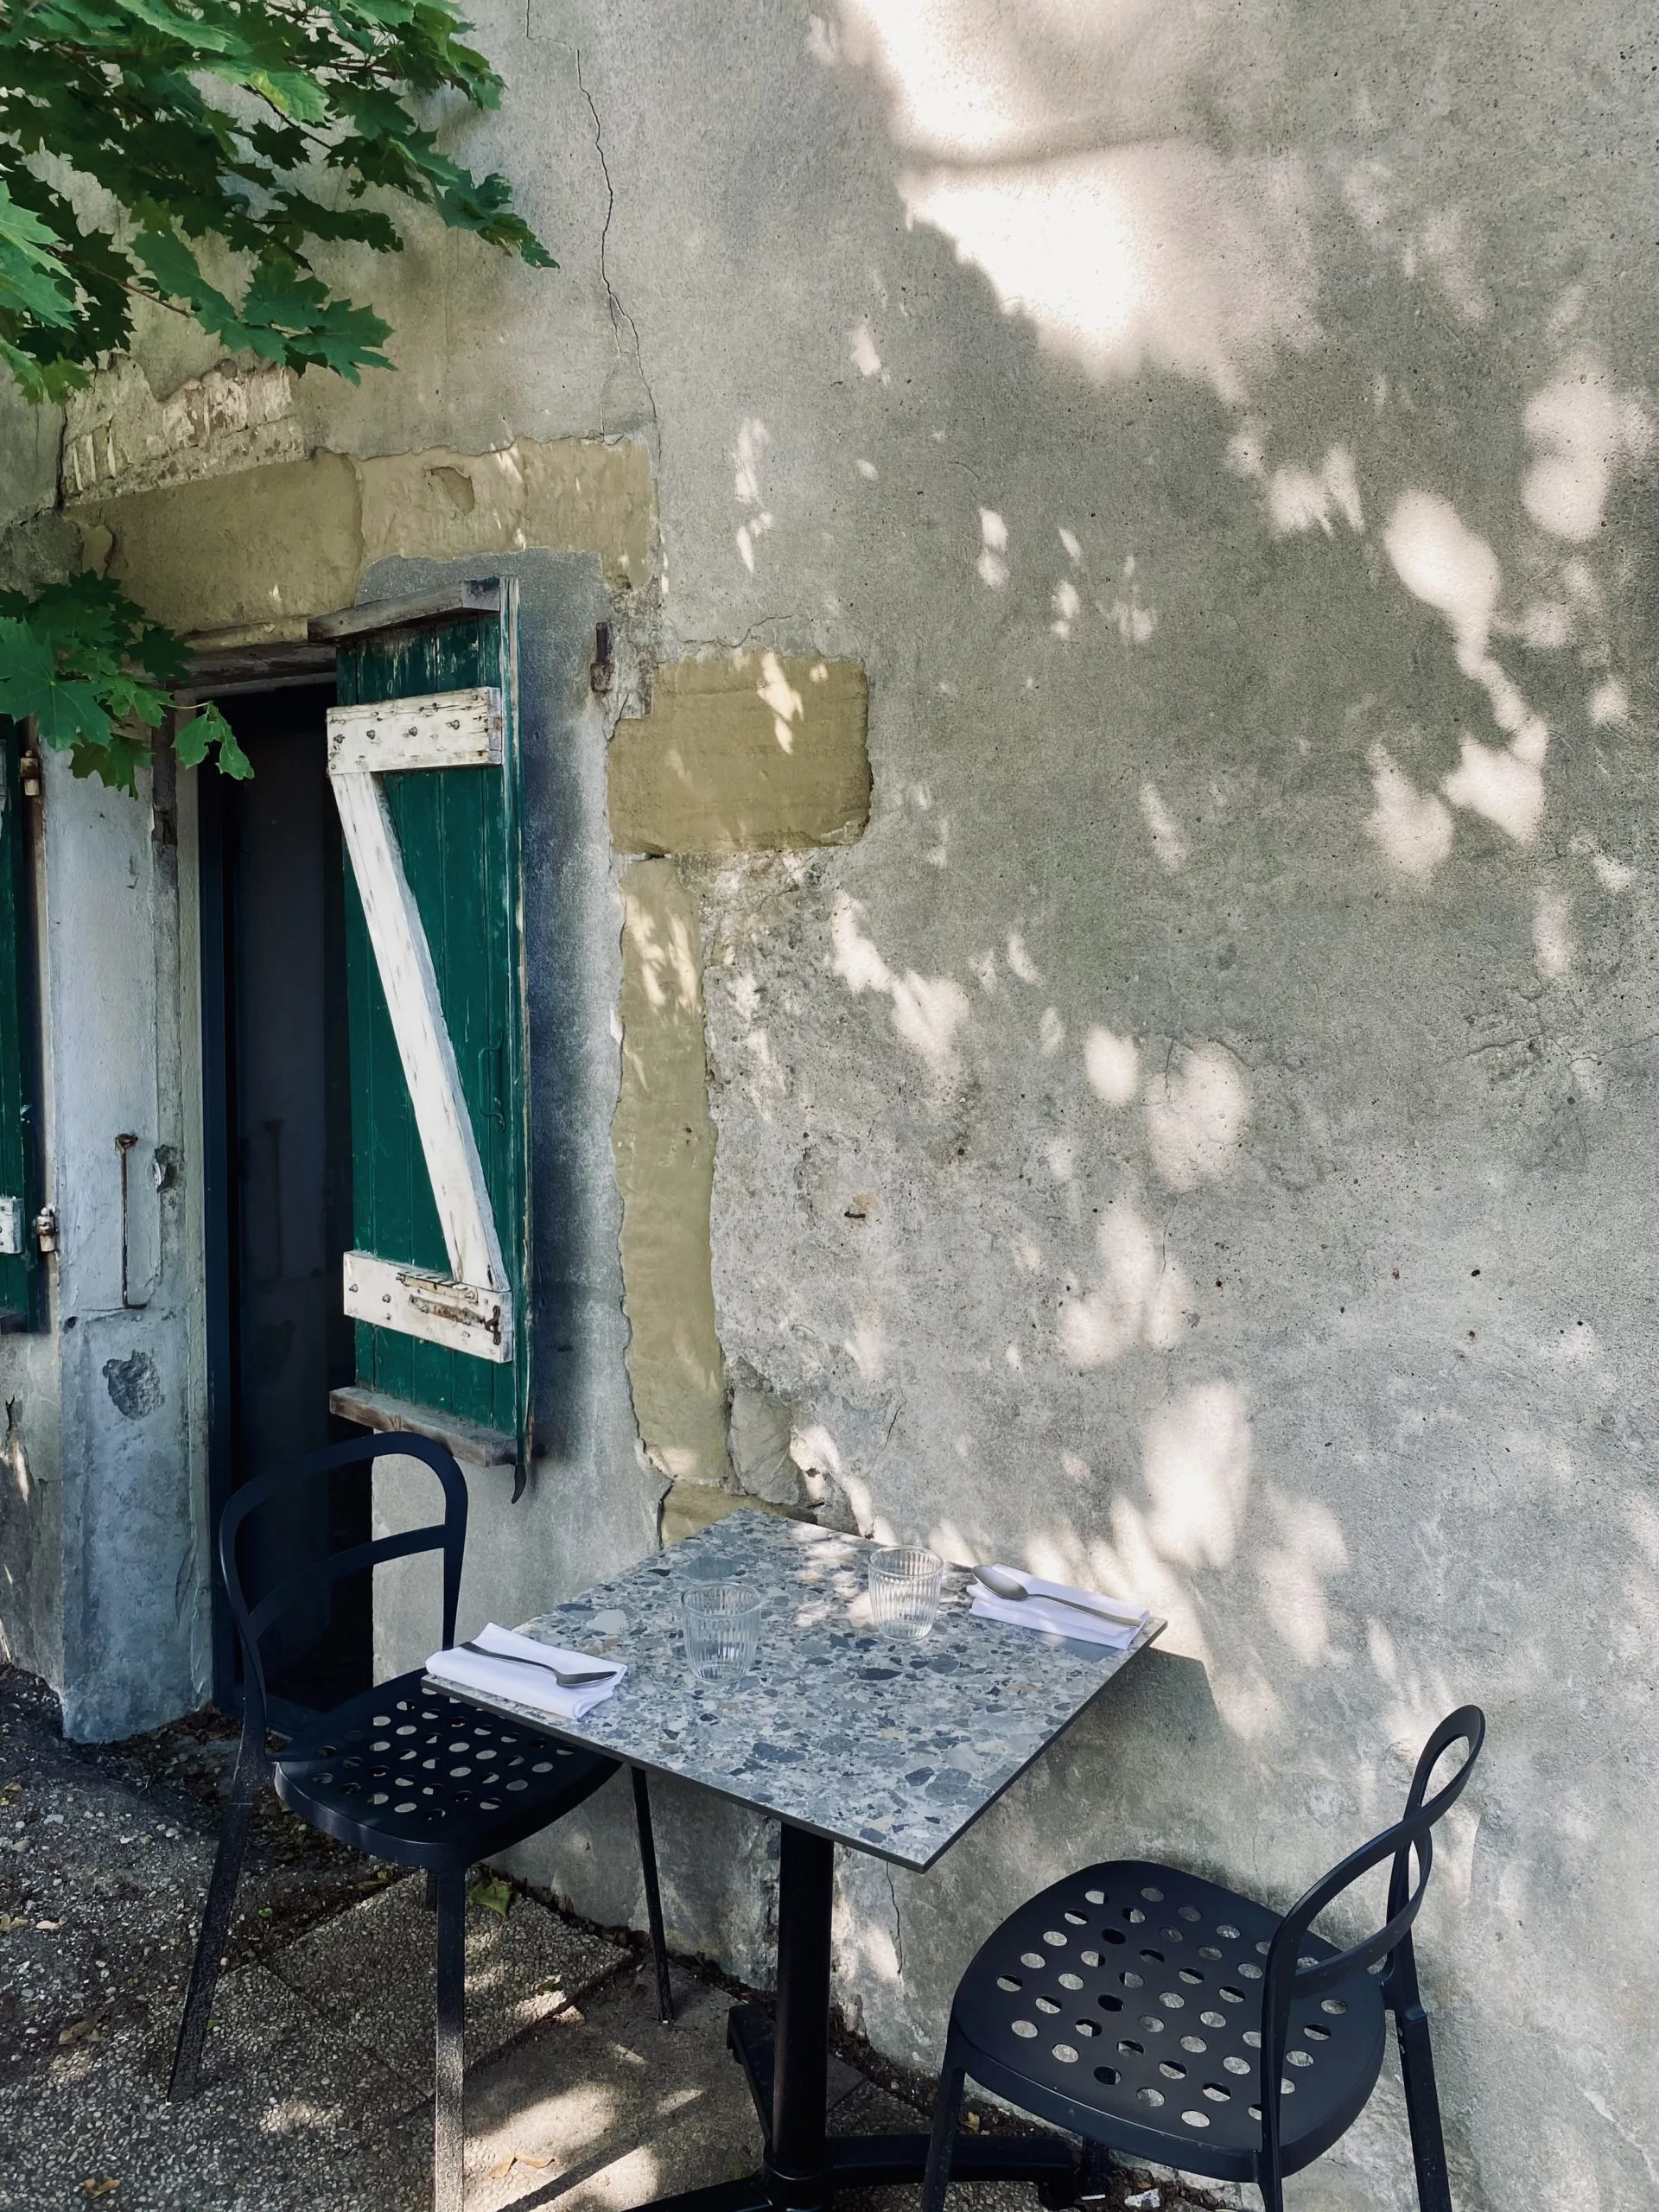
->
xmin=0 ymin=1667 xmax=1227 ymax=2212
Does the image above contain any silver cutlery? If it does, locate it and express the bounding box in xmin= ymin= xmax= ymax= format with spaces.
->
xmin=969 ymin=1564 xmax=1143 ymax=1629
xmin=458 ymin=1640 xmax=617 ymax=1687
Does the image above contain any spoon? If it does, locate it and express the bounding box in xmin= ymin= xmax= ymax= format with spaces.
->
xmin=969 ymin=1566 xmax=1143 ymax=1629
xmin=458 ymin=1641 xmax=617 ymax=1687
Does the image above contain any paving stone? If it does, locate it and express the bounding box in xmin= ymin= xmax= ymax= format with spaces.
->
xmin=271 ymin=1871 xmax=629 ymax=2085
xmin=0 ymin=1966 xmax=426 ymax=2212
xmin=448 ymin=1958 xmax=769 ymax=2210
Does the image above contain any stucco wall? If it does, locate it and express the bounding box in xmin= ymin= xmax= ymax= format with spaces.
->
xmin=517 ymin=8 xmax=1659 ymax=2206
xmin=2 ymin=1 xmax=1656 ymax=2204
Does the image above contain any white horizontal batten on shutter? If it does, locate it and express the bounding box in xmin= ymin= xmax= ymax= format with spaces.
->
xmin=327 ymin=685 xmax=504 ymax=773
xmin=341 ymin=1250 xmax=510 ymax=1361
xmin=327 ymin=733 xmax=514 ymax=1362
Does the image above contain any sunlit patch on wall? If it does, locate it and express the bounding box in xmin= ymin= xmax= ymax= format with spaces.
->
xmin=1255 ymin=1486 xmax=1350 ymax=1667
xmin=830 ymin=893 xmax=972 ymax=1086
xmin=1141 ymin=1380 xmax=1252 ymax=1571
xmin=1084 ymin=1025 xmax=1140 ymax=1105
xmin=1440 ymin=735 xmax=1543 ymax=846
xmin=1005 ymin=930 xmax=1041 ymax=984
xmin=1365 ymin=743 xmax=1453 ymax=885
xmin=1050 ymin=578 xmax=1081 ymax=639
xmin=1587 ymin=678 xmax=1629 ymax=728
xmin=1569 ymin=831 xmax=1633 ymax=894
xmin=849 ymin=320 xmax=887 ymax=379
xmin=977 ymin=506 xmax=1008 ymax=587
xmin=1139 ymin=781 xmax=1186 ymax=870
xmin=1522 ymin=358 xmax=1652 ymax=544
xmin=898 ymin=144 xmax=1316 ymax=405
xmin=1384 ymin=489 xmax=1550 ymax=769
xmin=733 ymin=416 xmax=774 ymax=573
xmin=1108 ymin=556 xmax=1156 ymax=645
xmin=1058 ymin=1200 xmax=1191 ymax=1369
xmin=1531 ymin=887 xmax=1573 ymax=982
xmin=1265 ymin=446 xmax=1363 ymax=538
xmin=1145 ymin=1045 xmax=1249 ymax=1191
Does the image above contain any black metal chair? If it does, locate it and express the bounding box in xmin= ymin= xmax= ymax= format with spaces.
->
xmin=169 ymin=1431 xmax=674 ymax=2212
xmin=922 ymin=1707 xmax=1484 ymax=2212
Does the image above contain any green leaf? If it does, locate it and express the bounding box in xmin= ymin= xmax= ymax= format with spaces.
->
xmin=0 ymin=618 xmax=112 ymax=749
xmin=0 ymin=577 xmax=253 ymax=793
xmin=0 ymin=180 xmax=79 ymax=330
xmin=0 ymin=0 xmax=552 ymax=399
xmin=244 ymin=67 xmax=329 ymax=124
xmin=178 ymin=701 xmax=249 ymax=778
xmin=467 ymin=1872 xmax=512 ymax=1920
xmin=214 ymin=710 xmax=253 ymax=779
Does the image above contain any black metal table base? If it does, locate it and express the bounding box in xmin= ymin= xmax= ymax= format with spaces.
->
xmin=630 ymin=1827 xmax=1080 ymax=2212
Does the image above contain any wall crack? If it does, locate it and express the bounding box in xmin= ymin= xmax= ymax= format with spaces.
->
xmin=575 ymin=49 xmax=658 ymax=442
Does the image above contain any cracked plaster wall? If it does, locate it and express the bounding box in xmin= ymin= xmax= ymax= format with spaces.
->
xmin=0 ymin=4 xmax=1656 ymax=2203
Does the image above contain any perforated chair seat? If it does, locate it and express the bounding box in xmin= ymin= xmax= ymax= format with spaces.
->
xmin=274 ymin=1669 xmax=619 ymax=1871
xmin=950 ymin=1859 xmax=1387 ymax=2187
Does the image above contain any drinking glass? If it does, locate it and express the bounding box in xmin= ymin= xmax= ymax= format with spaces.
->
xmin=868 ymin=1547 xmax=944 ymax=1639
xmin=681 ymin=1582 xmax=763 ymax=1680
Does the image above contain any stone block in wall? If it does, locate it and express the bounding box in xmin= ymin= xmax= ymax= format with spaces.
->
xmin=608 ymin=654 xmax=870 ymax=853
xmin=74 ymin=453 xmax=361 ymax=635
xmin=611 ymin=858 xmax=730 ymax=1487
xmin=357 ymin=437 xmax=653 ymax=588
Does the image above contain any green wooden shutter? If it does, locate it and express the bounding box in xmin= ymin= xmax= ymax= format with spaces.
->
xmin=329 ymin=584 xmax=531 ymax=1459
xmin=0 ymin=720 xmax=41 ymax=1330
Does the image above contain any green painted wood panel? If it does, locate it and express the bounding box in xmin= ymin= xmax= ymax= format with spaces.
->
xmin=0 ymin=721 xmax=41 ymax=1329
xmin=334 ymin=591 xmax=530 ymax=1446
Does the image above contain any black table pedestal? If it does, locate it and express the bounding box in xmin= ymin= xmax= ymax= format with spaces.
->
xmin=634 ymin=1823 xmax=1081 ymax=2212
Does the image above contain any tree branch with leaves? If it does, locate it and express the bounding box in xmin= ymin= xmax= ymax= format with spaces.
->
xmin=0 ymin=0 xmax=552 ymax=788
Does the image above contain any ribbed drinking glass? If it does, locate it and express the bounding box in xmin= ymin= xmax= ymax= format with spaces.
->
xmin=680 ymin=1582 xmax=763 ymax=1680
xmin=868 ymin=1547 xmax=944 ymax=1639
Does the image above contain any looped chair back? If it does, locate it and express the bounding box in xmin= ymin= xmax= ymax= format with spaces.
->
xmin=1258 ymin=1706 xmax=1484 ymax=2176
xmin=217 ymin=1429 xmax=467 ymax=1749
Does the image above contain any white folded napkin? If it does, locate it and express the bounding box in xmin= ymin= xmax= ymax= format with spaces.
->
xmin=426 ymin=1621 xmax=625 ymax=1720
xmin=969 ymin=1569 xmax=1148 ymax=1649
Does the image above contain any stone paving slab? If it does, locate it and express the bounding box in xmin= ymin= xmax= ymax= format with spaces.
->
xmin=0 ymin=1963 xmax=428 ymax=2212
xmin=271 ymin=1870 xmax=629 ymax=2085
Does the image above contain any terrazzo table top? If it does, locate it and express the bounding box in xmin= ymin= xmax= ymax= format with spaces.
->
xmin=439 ymin=1510 xmax=1162 ymax=1870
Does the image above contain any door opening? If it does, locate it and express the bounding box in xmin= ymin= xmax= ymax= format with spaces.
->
xmin=200 ymin=682 xmax=368 ymax=1719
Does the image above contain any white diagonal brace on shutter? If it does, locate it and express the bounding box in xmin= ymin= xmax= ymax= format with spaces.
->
xmin=330 ymin=768 xmax=507 ymax=1299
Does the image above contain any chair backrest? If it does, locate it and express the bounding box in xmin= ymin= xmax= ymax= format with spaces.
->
xmin=218 ymin=1430 xmax=468 ymax=1745
xmin=1257 ymin=1707 xmax=1485 ymax=2177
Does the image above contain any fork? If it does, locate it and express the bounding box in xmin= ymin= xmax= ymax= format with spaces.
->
xmin=458 ymin=1640 xmax=617 ymax=1688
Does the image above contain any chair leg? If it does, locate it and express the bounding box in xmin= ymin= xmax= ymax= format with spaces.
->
xmin=630 ymin=1766 xmax=674 ymax=2024
xmin=1078 ymin=2139 xmax=1114 ymax=2201
xmin=919 ymin=2040 xmax=966 ymax=2212
xmin=1393 ymin=1967 xmax=1454 ymax=2212
xmin=168 ymin=1745 xmax=260 ymax=2101
xmin=434 ymin=1868 xmax=467 ymax=2212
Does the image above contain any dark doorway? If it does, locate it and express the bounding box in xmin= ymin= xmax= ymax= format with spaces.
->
xmin=200 ymin=683 xmax=367 ymax=1718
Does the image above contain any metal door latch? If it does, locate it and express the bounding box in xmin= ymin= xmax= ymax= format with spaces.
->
xmin=0 ymin=1197 xmax=20 ymax=1255
xmin=31 ymin=1206 xmax=58 ymax=1255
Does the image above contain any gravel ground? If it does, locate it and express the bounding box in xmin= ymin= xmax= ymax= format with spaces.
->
xmin=0 ymin=1665 xmax=1223 ymax=2212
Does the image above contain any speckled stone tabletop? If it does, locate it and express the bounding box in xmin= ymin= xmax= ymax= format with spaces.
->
xmin=438 ymin=1510 xmax=1161 ymax=1870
